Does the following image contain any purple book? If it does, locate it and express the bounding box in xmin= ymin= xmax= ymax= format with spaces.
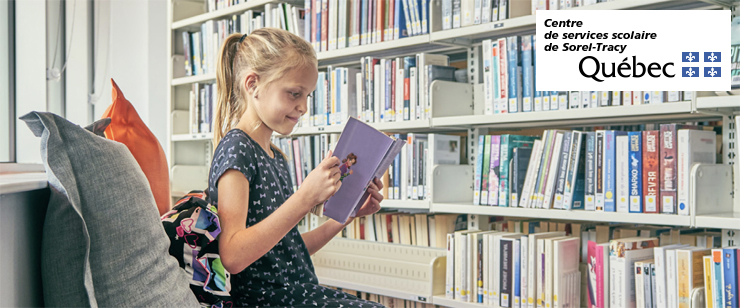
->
xmin=488 ymin=135 xmax=501 ymax=206
xmin=321 ymin=116 xmax=405 ymax=223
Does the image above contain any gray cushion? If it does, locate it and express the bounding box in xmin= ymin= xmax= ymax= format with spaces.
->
xmin=21 ymin=112 xmax=199 ymax=307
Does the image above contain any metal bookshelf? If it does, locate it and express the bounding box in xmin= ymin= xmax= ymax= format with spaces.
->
xmin=167 ymin=0 xmax=739 ymax=304
xmin=431 ymin=203 xmax=693 ymax=227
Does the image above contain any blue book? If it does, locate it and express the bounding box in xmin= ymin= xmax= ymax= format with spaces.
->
xmin=394 ymin=0 xmax=409 ymax=39
xmin=474 ymin=135 xmax=485 ymax=205
xmin=403 ymin=57 xmax=416 ymax=120
xmin=361 ymin=0 xmax=368 ymax=44
xmin=513 ymin=238 xmax=521 ymax=307
xmin=315 ymin=0 xmax=321 ymax=50
xmin=603 ymin=131 xmax=622 ymax=212
xmin=421 ymin=0 xmax=428 ymax=34
xmin=724 ymin=248 xmax=739 ymax=308
xmin=521 ymin=36 xmax=533 ymax=113
xmin=326 ymin=67 xmax=332 ymax=126
xmin=628 ymin=131 xmax=643 ymax=213
xmin=507 ymin=36 xmax=521 ymax=113
xmin=713 ymin=251 xmax=724 ymax=308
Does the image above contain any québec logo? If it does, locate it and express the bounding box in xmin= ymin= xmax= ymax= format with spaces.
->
xmin=704 ymin=67 xmax=721 ymax=77
xmin=704 ymin=52 xmax=720 ymax=62
xmin=682 ymin=52 xmax=699 ymax=62
xmin=682 ymin=67 xmax=699 ymax=77
xmin=680 ymin=52 xmax=721 ymax=78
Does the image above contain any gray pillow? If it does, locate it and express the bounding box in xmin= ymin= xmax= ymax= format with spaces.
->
xmin=21 ymin=112 xmax=199 ymax=307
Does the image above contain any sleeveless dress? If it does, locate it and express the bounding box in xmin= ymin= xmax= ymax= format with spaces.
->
xmin=206 ymin=129 xmax=385 ymax=308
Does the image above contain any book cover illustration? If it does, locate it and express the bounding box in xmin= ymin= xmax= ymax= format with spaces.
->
xmin=319 ymin=116 xmax=405 ymax=223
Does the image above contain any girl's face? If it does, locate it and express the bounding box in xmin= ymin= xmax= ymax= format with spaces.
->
xmin=347 ymin=158 xmax=356 ymax=166
xmin=253 ymin=63 xmax=318 ymax=135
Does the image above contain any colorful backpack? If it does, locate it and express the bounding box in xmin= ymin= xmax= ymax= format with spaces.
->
xmin=161 ymin=191 xmax=234 ymax=308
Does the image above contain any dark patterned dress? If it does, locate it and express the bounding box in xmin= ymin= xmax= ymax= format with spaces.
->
xmin=206 ymin=129 xmax=385 ymax=308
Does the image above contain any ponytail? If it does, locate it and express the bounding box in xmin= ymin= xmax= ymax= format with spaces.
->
xmin=212 ymin=29 xmax=318 ymax=151
xmin=212 ymin=33 xmax=246 ymax=149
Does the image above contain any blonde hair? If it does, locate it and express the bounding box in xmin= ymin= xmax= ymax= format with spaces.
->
xmin=212 ymin=28 xmax=317 ymax=149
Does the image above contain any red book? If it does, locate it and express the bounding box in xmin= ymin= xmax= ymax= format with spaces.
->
xmin=659 ymin=124 xmax=698 ymax=214
xmin=388 ymin=0 xmax=395 ymax=41
xmin=642 ymin=130 xmax=660 ymax=213
xmin=321 ymin=0 xmax=329 ymax=51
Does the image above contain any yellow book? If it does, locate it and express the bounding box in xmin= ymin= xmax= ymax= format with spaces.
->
xmin=703 ymin=255 xmax=714 ymax=308
xmin=676 ymin=248 xmax=710 ymax=308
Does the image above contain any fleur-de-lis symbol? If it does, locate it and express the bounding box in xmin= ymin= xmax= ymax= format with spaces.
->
xmin=686 ymin=53 xmax=695 ymax=62
xmin=708 ymin=52 xmax=717 ymax=62
xmin=685 ymin=68 xmax=695 ymax=77
xmin=709 ymin=68 xmax=718 ymax=77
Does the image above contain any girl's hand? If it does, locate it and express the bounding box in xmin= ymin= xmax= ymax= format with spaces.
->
xmin=353 ymin=177 xmax=383 ymax=218
xmin=298 ymin=150 xmax=342 ymax=208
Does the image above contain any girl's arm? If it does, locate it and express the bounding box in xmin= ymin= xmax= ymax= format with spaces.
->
xmin=217 ymin=169 xmax=313 ymax=274
xmin=301 ymin=178 xmax=384 ymax=255
xmin=218 ymin=154 xmax=342 ymax=274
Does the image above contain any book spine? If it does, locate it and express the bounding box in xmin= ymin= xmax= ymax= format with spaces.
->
xmin=409 ymin=67 xmax=417 ymax=120
xmin=595 ymin=131 xmax=605 ymax=211
xmin=474 ymin=135 xmax=485 ymax=205
xmin=478 ymin=236 xmax=485 ymax=303
xmin=489 ymin=135 xmax=502 ymax=206
xmin=492 ymin=41 xmax=501 ymax=114
xmin=643 ymin=130 xmax=660 ymax=213
xmin=499 ymin=38 xmax=508 ymax=114
xmin=712 ymin=250 xmax=724 ymax=308
xmin=321 ymin=0 xmax=328 ymax=51
xmin=501 ymin=239 xmax=513 ymax=307
xmin=616 ymin=134 xmax=630 ymax=213
xmin=724 ymin=248 xmax=738 ymax=308
xmin=704 ymin=256 xmax=715 ymax=308
xmin=603 ymin=131 xmax=617 ymax=212
xmin=442 ymin=0 xmax=452 ymax=30
xmin=514 ymin=239 xmax=521 ymax=308
xmin=498 ymin=135 xmax=510 ymax=206
xmin=628 ymin=132 xmax=643 ymax=213
xmin=521 ymin=237 xmax=529 ymax=308
xmin=584 ymin=132 xmax=596 ymax=211
xmin=483 ymin=39 xmax=493 ymax=115
xmin=521 ymin=36 xmax=533 ymax=113
xmin=660 ymin=124 xmax=678 ymax=214
xmin=677 ymin=251 xmax=690 ymax=307
xmin=447 ymin=234 xmax=456 ymax=299
xmin=562 ymin=131 xmax=581 ymax=210
xmin=481 ymin=135 xmax=493 ymax=206
xmin=519 ymin=139 xmax=542 ymax=208
xmin=553 ymin=131 xmax=572 ymax=210
xmin=507 ymin=36 xmax=520 ymax=113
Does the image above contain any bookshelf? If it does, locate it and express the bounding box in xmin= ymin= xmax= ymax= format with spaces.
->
xmin=167 ymin=0 xmax=739 ymax=306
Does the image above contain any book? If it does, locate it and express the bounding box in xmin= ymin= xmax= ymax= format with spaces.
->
xmin=676 ymin=129 xmax=717 ymax=216
xmin=642 ymin=130 xmax=660 ymax=213
xmin=660 ymin=124 xmax=698 ymax=214
xmin=500 ymin=135 xmax=538 ymax=207
xmin=511 ymin=147 xmax=533 ymax=207
xmin=317 ymin=117 xmax=405 ymax=223
xmin=676 ymin=248 xmax=710 ymax=308
xmin=628 ymin=132 xmax=643 ymax=213
xmin=489 ymin=135 xmax=502 ymax=206
xmin=584 ymin=132 xmax=596 ymax=211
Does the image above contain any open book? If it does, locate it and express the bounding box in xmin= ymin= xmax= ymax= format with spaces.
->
xmin=310 ymin=116 xmax=405 ymax=224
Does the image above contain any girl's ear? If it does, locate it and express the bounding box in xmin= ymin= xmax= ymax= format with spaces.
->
xmin=244 ymin=72 xmax=259 ymax=97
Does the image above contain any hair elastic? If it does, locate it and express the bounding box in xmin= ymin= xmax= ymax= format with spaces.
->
xmin=238 ymin=33 xmax=247 ymax=43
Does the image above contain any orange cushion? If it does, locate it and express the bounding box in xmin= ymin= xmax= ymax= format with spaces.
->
xmin=102 ymin=79 xmax=171 ymax=215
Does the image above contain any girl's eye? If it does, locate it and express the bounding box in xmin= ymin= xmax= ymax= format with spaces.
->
xmin=289 ymin=91 xmax=301 ymax=98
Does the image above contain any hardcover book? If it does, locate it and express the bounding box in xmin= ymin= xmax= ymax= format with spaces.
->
xmin=316 ymin=117 xmax=405 ymax=223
